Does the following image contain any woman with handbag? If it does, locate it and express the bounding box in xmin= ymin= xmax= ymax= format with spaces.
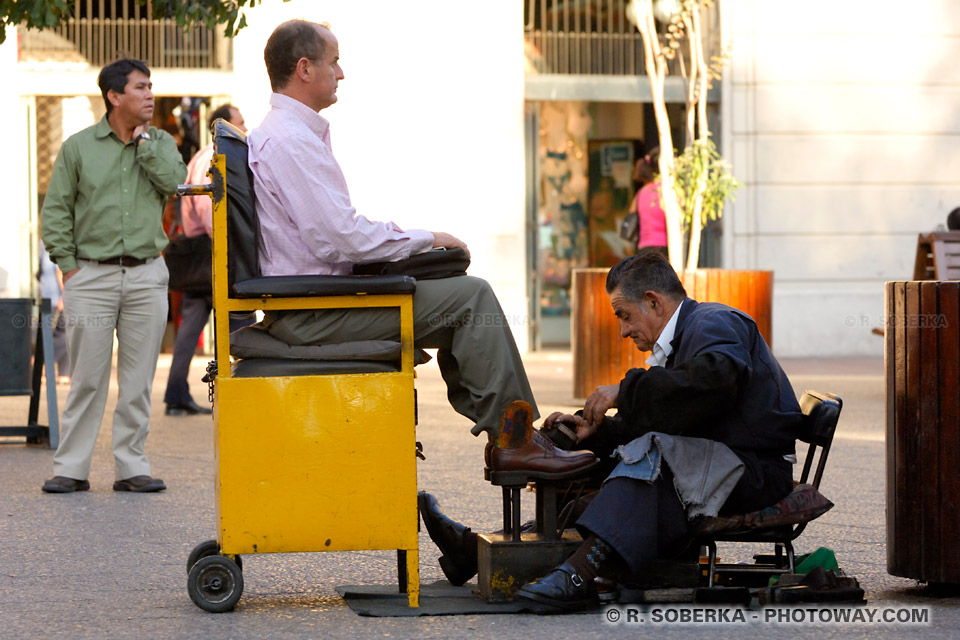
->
xmin=163 ymin=104 xmax=253 ymax=416
xmin=631 ymin=147 xmax=668 ymax=257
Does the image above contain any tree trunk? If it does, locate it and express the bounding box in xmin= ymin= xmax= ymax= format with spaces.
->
xmin=685 ymin=4 xmax=712 ymax=272
xmin=683 ymin=14 xmax=698 ymax=145
xmin=686 ymin=188 xmax=705 ymax=269
xmin=694 ymin=5 xmax=710 ymax=141
xmin=634 ymin=0 xmax=685 ymax=270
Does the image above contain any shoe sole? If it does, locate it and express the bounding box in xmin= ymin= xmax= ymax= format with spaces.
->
xmin=488 ymin=458 xmax=600 ymax=486
xmin=498 ymin=400 xmax=533 ymax=449
xmin=516 ymin=588 xmax=597 ymax=612
xmin=166 ymin=405 xmax=212 ymax=416
xmin=113 ymin=483 xmax=166 ymax=493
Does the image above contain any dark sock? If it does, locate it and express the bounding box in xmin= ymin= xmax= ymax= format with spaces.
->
xmin=565 ymin=533 xmax=619 ymax=581
xmin=462 ymin=529 xmax=479 ymax=565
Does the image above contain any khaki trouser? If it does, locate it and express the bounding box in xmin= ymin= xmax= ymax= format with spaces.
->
xmin=53 ymin=258 xmax=168 ymax=480
xmin=262 ymin=275 xmax=538 ymax=437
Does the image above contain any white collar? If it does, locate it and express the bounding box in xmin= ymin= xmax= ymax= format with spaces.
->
xmin=645 ymin=300 xmax=684 ymax=368
xmin=269 ymin=92 xmax=330 ymax=140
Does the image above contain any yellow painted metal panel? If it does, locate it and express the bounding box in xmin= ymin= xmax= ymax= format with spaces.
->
xmin=215 ymin=374 xmax=418 ymax=555
xmin=203 ymin=150 xmax=420 ymax=605
xmin=208 ymin=154 xmax=232 ymax=371
xmin=406 ymin=551 xmax=420 ymax=607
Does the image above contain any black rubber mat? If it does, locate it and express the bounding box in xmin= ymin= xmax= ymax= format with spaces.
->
xmin=337 ymin=581 xmax=599 ymax=617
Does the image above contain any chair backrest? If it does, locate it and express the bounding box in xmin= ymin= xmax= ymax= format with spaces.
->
xmin=796 ymin=390 xmax=842 ymax=489
xmin=914 ymin=231 xmax=960 ymax=280
xmin=212 ymin=119 xmax=261 ymax=291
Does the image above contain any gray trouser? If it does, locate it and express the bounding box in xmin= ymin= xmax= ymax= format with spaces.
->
xmin=262 ymin=275 xmax=538 ymax=437
xmin=54 ymin=258 xmax=168 ymax=480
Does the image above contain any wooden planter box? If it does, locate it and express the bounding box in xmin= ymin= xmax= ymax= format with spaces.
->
xmin=572 ymin=268 xmax=773 ymax=399
xmin=885 ymin=281 xmax=960 ymax=584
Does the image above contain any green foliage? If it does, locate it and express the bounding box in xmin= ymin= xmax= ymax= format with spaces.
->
xmin=0 ymin=0 xmax=285 ymax=44
xmin=672 ymin=138 xmax=740 ymax=232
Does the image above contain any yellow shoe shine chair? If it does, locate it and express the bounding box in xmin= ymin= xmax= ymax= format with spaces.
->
xmin=182 ymin=121 xmax=419 ymax=612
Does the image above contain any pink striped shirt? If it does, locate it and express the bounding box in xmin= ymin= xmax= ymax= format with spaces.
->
xmin=247 ymin=93 xmax=434 ymax=276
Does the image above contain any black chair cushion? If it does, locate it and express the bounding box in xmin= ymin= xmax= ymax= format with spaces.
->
xmin=231 ymin=274 xmax=416 ymax=298
xmin=230 ymin=325 xmax=431 ymax=365
xmin=231 ymin=358 xmax=400 ymax=378
xmin=695 ymin=483 xmax=834 ymax=537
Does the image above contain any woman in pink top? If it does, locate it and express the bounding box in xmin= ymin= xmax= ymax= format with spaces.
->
xmin=632 ymin=147 xmax=668 ymax=255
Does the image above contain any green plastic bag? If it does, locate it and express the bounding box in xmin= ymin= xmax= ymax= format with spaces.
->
xmin=769 ymin=547 xmax=839 ymax=586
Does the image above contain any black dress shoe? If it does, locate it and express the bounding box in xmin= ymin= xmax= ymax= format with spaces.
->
xmin=165 ymin=399 xmax=212 ymax=416
xmin=516 ymin=562 xmax=598 ymax=611
xmin=418 ymin=491 xmax=478 ymax=586
xmin=113 ymin=475 xmax=166 ymax=492
xmin=42 ymin=476 xmax=90 ymax=493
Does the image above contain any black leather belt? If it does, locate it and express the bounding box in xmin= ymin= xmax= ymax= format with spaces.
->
xmin=96 ymin=255 xmax=154 ymax=267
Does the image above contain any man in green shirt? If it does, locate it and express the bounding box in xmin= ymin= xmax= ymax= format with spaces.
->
xmin=41 ymin=58 xmax=187 ymax=494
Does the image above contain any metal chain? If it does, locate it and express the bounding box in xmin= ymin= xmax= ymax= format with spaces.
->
xmin=201 ymin=360 xmax=218 ymax=405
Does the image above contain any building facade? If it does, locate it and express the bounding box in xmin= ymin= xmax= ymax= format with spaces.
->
xmin=723 ymin=0 xmax=959 ymax=356
xmin=0 ymin=0 xmax=954 ymax=357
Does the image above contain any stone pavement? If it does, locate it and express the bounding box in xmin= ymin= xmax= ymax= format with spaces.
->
xmin=1 ymin=351 xmax=958 ymax=639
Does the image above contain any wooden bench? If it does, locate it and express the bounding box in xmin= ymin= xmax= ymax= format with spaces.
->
xmin=913 ymin=232 xmax=960 ymax=281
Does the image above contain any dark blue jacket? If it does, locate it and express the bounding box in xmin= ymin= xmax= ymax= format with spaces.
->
xmin=613 ymin=299 xmax=803 ymax=458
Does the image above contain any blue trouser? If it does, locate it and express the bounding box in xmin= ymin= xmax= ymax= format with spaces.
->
xmin=164 ymin=292 xmax=253 ymax=405
xmin=577 ymin=453 xmax=792 ymax=576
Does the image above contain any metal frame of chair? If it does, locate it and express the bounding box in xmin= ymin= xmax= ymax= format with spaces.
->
xmin=183 ymin=120 xmax=420 ymax=612
xmin=699 ymin=390 xmax=842 ymax=587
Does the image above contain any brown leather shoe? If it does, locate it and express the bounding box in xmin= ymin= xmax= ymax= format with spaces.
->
xmin=489 ymin=431 xmax=598 ymax=485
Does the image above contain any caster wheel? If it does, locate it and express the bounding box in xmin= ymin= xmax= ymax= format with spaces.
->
xmin=188 ymin=555 xmax=244 ymax=613
xmin=187 ymin=540 xmax=242 ymax=573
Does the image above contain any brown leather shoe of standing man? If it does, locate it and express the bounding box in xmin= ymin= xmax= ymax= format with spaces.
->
xmin=488 ymin=400 xmax=598 ymax=485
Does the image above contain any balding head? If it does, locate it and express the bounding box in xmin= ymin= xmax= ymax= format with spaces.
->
xmin=264 ymin=20 xmax=330 ymax=92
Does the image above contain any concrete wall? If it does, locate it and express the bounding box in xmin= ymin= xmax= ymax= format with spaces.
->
xmin=723 ymin=0 xmax=959 ymax=356
xmin=0 ymin=26 xmax=32 ymax=299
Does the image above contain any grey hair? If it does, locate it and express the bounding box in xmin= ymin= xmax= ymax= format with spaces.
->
xmin=605 ymin=248 xmax=686 ymax=303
